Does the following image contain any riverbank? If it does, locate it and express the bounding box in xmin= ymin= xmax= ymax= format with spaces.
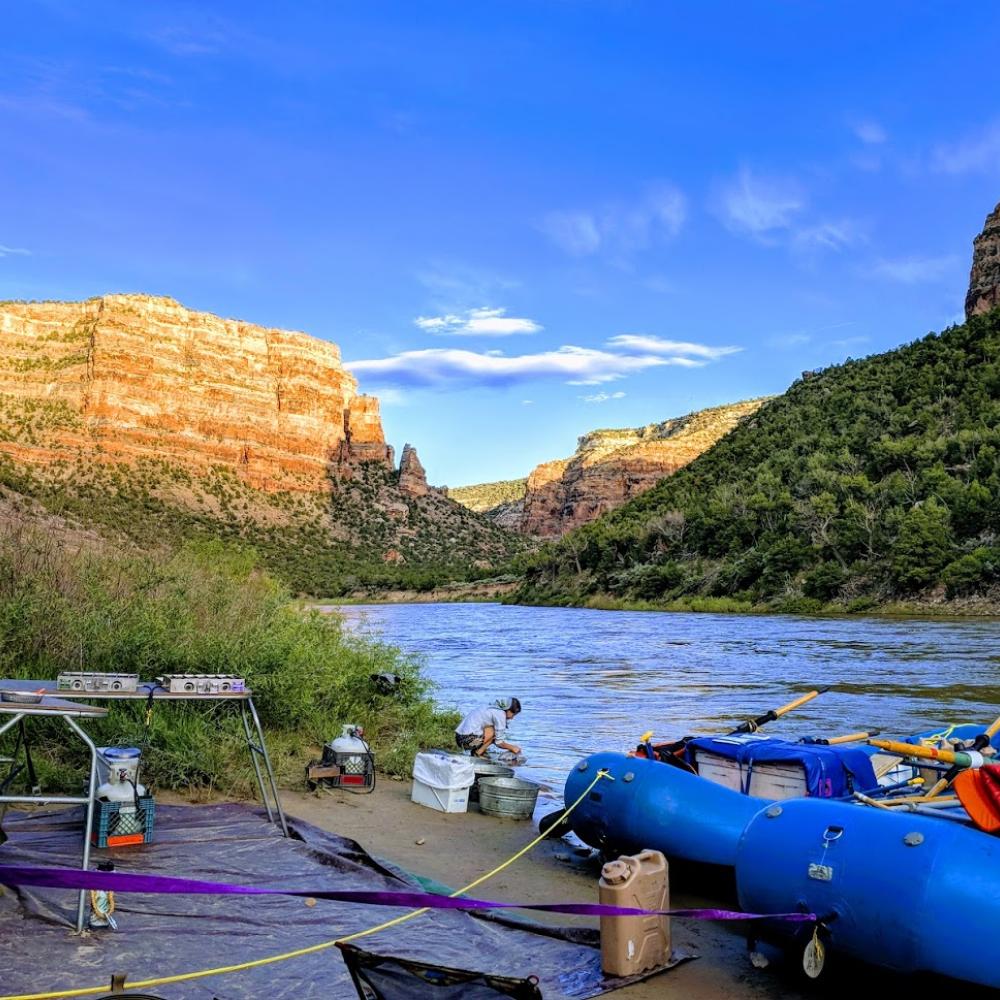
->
xmin=314 ymin=577 xmax=519 ymax=605
xmin=159 ymin=782 xmax=921 ymax=999
xmin=506 ymin=591 xmax=1000 ymax=618
xmin=313 ymin=584 xmax=1000 ymax=617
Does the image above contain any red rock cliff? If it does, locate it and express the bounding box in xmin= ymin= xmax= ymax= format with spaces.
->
xmin=967 ymin=201 xmax=1000 ymax=319
xmin=520 ymin=398 xmax=768 ymax=537
xmin=0 ymin=294 xmax=392 ymax=490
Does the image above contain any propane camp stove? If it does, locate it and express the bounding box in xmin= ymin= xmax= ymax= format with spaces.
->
xmin=57 ymin=671 xmax=139 ymax=693
xmin=155 ymin=673 xmax=246 ymax=694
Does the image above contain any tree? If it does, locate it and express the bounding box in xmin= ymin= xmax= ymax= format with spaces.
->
xmin=890 ymin=499 xmax=955 ymax=591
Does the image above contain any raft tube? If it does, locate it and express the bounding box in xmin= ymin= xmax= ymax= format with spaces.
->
xmin=735 ymin=797 xmax=1000 ymax=989
xmin=564 ymin=752 xmax=766 ymax=867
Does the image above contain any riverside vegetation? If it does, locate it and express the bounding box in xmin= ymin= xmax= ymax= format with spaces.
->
xmin=0 ymin=454 xmax=523 ymax=596
xmin=0 ymin=524 xmax=457 ymax=794
xmin=517 ymin=308 xmax=1000 ymax=613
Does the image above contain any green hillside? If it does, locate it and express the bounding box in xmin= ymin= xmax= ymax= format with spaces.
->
xmin=0 ymin=456 xmax=525 ymax=597
xmin=517 ymin=310 xmax=1000 ymax=612
xmin=450 ymin=478 xmax=528 ymax=512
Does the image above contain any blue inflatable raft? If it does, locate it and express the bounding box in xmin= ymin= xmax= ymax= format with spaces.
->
xmin=563 ymin=725 xmax=1000 ymax=988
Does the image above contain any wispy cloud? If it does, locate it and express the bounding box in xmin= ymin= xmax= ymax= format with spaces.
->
xmin=606 ymin=334 xmax=741 ymax=361
xmin=347 ymin=332 xmax=740 ymax=390
xmin=714 ymin=168 xmax=804 ymax=241
xmin=767 ymin=332 xmax=812 ymax=349
xmin=830 ymin=336 xmax=870 ymax=350
xmin=792 ymin=220 xmax=862 ymax=254
xmin=539 ymin=182 xmax=687 ymax=258
xmin=145 ymin=17 xmax=234 ymax=57
xmin=853 ymin=120 xmax=887 ymax=145
xmin=414 ymin=263 xmax=521 ymax=315
xmin=414 ymin=307 xmax=541 ymax=337
xmin=932 ymin=121 xmax=1000 ymax=174
xmin=580 ymin=391 xmax=626 ymax=403
xmin=869 ymin=255 xmax=960 ymax=284
xmin=0 ymin=244 xmax=31 ymax=257
xmin=346 ymin=346 xmax=673 ymax=389
xmin=713 ymin=168 xmax=862 ymax=256
xmin=540 ymin=211 xmax=601 ymax=256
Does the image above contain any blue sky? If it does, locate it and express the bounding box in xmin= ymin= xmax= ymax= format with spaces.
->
xmin=3 ymin=2 xmax=1000 ymax=486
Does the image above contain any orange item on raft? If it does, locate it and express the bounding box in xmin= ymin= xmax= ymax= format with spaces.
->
xmin=954 ymin=765 xmax=1000 ymax=833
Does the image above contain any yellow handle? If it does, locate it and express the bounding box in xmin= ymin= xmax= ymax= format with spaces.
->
xmin=774 ymin=689 xmax=822 ymax=719
xmin=639 ymin=730 xmax=654 ymax=743
xmin=985 ymin=715 xmax=1000 ymax=739
xmin=825 ymin=731 xmax=876 ymax=745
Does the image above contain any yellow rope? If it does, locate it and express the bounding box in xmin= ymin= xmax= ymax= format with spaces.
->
xmin=0 ymin=769 xmax=611 ymax=1000
xmin=919 ymin=725 xmax=955 ymax=746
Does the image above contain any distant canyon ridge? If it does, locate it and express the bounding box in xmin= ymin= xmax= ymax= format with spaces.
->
xmin=451 ymin=398 xmax=768 ymax=538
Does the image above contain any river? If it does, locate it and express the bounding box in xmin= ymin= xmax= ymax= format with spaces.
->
xmin=337 ymin=602 xmax=1000 ymax=806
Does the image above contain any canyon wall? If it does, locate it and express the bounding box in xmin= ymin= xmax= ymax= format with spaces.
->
xmin=967 ymin=201 xmax=1000 ymax=319
xmin=518 ymin=398 xmax=768 ymax=537
xmin=0 ymin=294 xmax=394 ymax=490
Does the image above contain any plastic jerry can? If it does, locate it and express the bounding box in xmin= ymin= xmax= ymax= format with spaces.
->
xmin=598 ymin=849 xmax=670 ymax=976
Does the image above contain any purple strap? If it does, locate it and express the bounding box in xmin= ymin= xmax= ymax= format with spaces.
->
xmin=0 ymin=864 xmax=814 ymax=923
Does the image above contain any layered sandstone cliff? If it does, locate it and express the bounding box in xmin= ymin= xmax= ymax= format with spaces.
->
xmin=0 ymin=294 xmax=394 ymax=490
xmin=967 ymin=201 xmax=1000 ymax=319
xmin=516 ymin=399 xmax=768 ymax=537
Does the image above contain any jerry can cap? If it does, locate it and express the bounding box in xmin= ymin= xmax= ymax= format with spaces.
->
xmin=600 ymin=859 xmax=631 ymax=885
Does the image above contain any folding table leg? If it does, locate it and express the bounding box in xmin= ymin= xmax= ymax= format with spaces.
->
xmin=65 ymin=717 xmax=100 ymax=933
xmin=243 ymin=698 xmax=289 ymax=837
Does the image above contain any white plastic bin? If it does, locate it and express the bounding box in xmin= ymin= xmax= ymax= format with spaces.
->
xmin=411 ymin=751 xmax=475 ymax=813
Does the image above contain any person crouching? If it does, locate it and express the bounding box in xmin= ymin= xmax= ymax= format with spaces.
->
xmin=455 ymin=698 xmax=522 ymax=758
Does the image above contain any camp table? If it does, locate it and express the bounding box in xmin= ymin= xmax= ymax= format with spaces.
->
xmin=0 ymin=678 xmax=288 ymax=837
xmin=0 ymin=690 xmax=108 ymax=931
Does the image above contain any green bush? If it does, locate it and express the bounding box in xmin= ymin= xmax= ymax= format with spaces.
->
xmin=0 ymin=529 xmax=456 ymax=794
xmin=942 ymin=547 xmax=1000 ymax=598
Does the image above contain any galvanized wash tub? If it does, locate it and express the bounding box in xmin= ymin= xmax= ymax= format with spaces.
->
xmin=478 ymin=776 xmax=540 ymax=820
xmin=441 ymin=752 xmax=514 ymax=802
xmin=469 ymin=759 xmax=515 ymax=803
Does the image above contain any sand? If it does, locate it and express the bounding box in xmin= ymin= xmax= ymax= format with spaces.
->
xmin=158 ymin=779 xmax=949 ymax=998
xmin=270 ymin=782 xmax=814 ymax=1000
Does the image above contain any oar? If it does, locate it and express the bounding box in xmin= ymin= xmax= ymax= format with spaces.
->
xmin=634 ymin=688 xmax=831 ymax=767
xmin=924 ymin=714 xmax=1000 ymax=799
xmin=867 ymin=737 xmax=995 ymax=770
xmin=729 ymin=687 xmax=831 ymax=735
xmin=807 ymin=729 xmax=880 ymax=746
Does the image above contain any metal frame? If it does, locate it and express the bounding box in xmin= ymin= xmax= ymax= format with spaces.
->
xmin=240 ymin=698 xmax=289 ymax=837
xmin=0 ymin=704 xmax=104 ymax=932
xmin=0 ymin=680 xmax=289 ymax=838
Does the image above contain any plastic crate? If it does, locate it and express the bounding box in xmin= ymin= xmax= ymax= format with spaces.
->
xmin=90 ymin=795 xmax=155 ymax=848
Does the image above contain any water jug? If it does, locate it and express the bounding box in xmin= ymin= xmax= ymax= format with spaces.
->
xmin=598 ymin=849 xmax=670 ymax=976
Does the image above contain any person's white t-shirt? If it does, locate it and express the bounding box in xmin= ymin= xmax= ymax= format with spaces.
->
xmin=456 ymin=707 xmax=507 ymax=739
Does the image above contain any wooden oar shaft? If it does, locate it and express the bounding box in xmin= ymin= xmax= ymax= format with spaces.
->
xmin=824 ymin=730 xmax=879 ymax=745
xmin=774 ymin=688 xmax=829 ymax=719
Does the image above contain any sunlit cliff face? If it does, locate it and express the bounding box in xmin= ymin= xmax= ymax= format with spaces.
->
xmin=0 ymin=294 xmax=393 ymax=491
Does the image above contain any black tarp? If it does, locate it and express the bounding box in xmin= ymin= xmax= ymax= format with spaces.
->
xmin=0 ymin=804 xmax=681 ymax=999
